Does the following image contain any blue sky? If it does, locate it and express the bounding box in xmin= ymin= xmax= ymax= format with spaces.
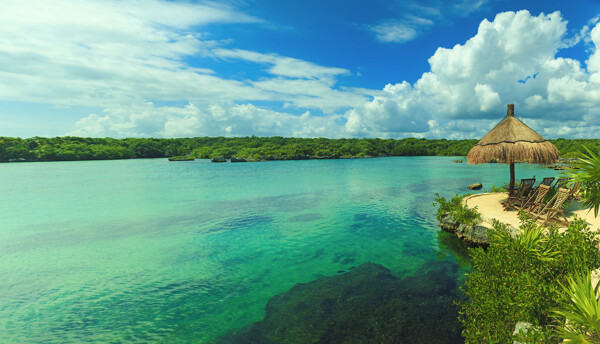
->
xmin=2 ymin=0 xmax=600 ymax=139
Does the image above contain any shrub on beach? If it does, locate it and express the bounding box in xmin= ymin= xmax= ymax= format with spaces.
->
xmin=460 ymin=213 xmax=600 ymax=343
xmin=554 ymin=272 xmax=600 ymax=343
xmin=434 ymin=194 xmax=481 ymax=226
xmin=562 ymin=146 xmax=600 ymax=217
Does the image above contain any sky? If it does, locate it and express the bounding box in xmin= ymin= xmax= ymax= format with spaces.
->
xmin=2 ymin=0 xmax=600 ymax=139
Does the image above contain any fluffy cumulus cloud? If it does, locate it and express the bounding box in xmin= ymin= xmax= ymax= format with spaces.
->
xmin=3 ymin=1 xmax=600 ymax=139
xmin=348 ymin=10 xmax=600 ymax=139
xmin=71 ymin=102 xmax=341 ymax=138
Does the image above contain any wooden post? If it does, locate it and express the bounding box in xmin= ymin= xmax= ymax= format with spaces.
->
xmin=509 ymin=162 xmax=515 ymax=196
xmin=508 ymin=105 xmax=516 ymax=195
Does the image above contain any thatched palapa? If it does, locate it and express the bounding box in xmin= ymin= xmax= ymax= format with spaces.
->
xmin=467 ymin=104 xmax=559 ymax=195
xmin=467 ymin=140 xmax=559 ymax=165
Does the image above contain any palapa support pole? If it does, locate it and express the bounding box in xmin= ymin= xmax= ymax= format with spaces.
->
xmin=509 ymin=162 xmax=515 ymax=196
xmin=507 ymin=104 xmax=515 ymax=196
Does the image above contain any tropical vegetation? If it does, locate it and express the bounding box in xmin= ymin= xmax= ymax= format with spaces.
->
xmin=563 ymin=146 xmax=600 ymax=217
xmin=554 ymin=272 xmax=600 ymax=343
xmin=434 ymin=193 xmax=482 ymax=226
xmin=2 ymin=136 xmax=600 ymax=163
xmin=460 ymin=213 xmax=600 ymax=343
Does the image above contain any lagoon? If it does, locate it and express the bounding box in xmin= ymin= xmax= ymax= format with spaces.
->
xmin=0 ymin=157 xmax=559 ymax=343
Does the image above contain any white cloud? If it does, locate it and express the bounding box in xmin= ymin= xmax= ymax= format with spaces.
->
xmin=451 ymin=0 xmax=488 ymax=15
xmin=370 ymin=15 xmax=435 ymax=43
xmin=345 ymin=10 xmax=600 ymax=138
xmin=70 ymin=102 xmax=342 ymax=138
xmin=370 ymin=0 xmax=488 ymax=44
xmin=0 ymin=0 xmax=267 ymax=107
xmin=370 ymin=21 xmax=420 ymax=43
xmin=474 ymin=84 xmax=501 ymax=111
xmin=3 ymin=2 xmax=600 ymax=140
xmin=0 ymin=0 xmax=369 ymax=138
xmin=213 ymin=49 xmax=349 ymax=80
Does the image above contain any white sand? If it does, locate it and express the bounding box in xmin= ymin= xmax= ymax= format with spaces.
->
xmin=462 ymin=192 xmax=600 ymax=231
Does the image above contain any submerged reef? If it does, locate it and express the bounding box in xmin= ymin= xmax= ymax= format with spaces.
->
xmin=218 ymin=261 xmax=463 ymax=344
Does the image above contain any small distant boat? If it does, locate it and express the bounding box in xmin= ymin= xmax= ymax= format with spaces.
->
xmin=168 ymin=156 xmax=195 ymax=161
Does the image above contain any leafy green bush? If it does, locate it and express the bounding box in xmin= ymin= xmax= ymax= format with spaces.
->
xmin=488 ymin=184 xmax=507 ymax=193
xmin=554 ymin=272 xmax=600 ymax=343
xmin=434 ymin=193 xmax=481 ymax=225
xmin=563 ymin=146 xmax=600 ymax=217
xmin=3 ymin=136 xmax=600 ymax=163
xmin=561 ymin=151 xmax=586 ymax=159
xmin=460 ymin=215 xmax=600 ymax=343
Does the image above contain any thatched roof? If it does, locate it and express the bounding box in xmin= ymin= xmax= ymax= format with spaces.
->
xmin=467 ymin=104 xmax=559 ymax=165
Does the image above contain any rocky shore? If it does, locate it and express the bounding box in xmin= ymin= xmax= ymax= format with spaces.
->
xmin=438 ymin=212 xmax=490 ymax=246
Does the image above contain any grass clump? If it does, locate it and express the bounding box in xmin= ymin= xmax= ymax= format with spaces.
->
xmin=460 ymin=214 xmax=600 ymax=343
xmin=434 ymin=193 xmax=482 ymax=226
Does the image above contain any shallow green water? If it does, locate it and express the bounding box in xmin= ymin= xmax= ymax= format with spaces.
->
xmin=0 ymin=157 xmax=559 ymax=343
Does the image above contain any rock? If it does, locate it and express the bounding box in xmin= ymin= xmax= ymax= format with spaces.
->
xmin=489 ymin=158 xmax=498 ymax=163
xmin=218 ymin=262 xmax=463 ymax=344
xmin=453 ymin=159 xmax=463 ymax=163
xmin=507 ymin=226 xmax=520 ymax=238
xmin=467 ymin=225 xmax=490 ymax=245
xmin=548 ymin=164 xmax=568 ymax=170
xmin=513 ymin=322 xmax=537 ymax=344
xmin=230 ymin=156 xmax=247 ymax=162
xmin=211 ymin=156 xmax=227 ymax=162
xmin=438 ymin=212 xmax=490 ymax=246
xmin=287 ymin=154 xmax=310 ymax=160
xmin=467 ymin=183 xmax=482 ymax=190
xmin=168 ymin=156 xmax=194 ymax=161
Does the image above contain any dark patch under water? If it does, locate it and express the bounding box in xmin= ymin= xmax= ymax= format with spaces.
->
xmin=349 ymin=212 xmax=399 ymax=237
xmin=331 ymin=251 xmax=356 ymax=265
xmin=207 ymin=215 xmax=274 ymax=233
xmin=287 ymin=213 xmax=324 ymax=222
xmin=217 ymin=261 xmax=464 ymax=344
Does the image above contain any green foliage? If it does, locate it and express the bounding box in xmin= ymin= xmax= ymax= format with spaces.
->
xmin=513 ymin=324 xmax=556 ymax=343
xmin=433 ymin=193 xmax=481 ymax=225
xmin=168 ymin=156 xmax=194 ymax=161
xmin=488 ymin=184 xmax=507 ymax=193
xmin=460 ymin=216 xmax=600 ymax=343
xmin=563 ymin=146 xmax=600 ymax=217
xmin=561 ymin=151 xmax=586 ymax=159
xmin=2 ymin=136 xmax=600 ymax=163
xmin=554 ymin=273 xmax=600 ymax=343
xmin=0 ymin=136 xmax=479 ymax=162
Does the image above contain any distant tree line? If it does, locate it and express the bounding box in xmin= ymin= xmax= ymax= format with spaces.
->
xmin=0 ymin=136 xmax=598 ymax=162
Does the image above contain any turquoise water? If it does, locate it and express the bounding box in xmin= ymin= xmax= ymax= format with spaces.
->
xmin=0 ymin=157 xmax=559 ymax=343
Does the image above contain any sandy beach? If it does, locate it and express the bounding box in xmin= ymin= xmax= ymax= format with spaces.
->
xmin=463 ymin=192 xmax=600 ymax=231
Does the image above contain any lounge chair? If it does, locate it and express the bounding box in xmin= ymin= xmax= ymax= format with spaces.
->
xmin=520 ymin=184 xmax=551 ymax=214
xmin=504 ymin=181 xmax=535 ymax=210
xmin=531 ymin=177 xmax=555 ymax=194
xmin=503 ymin=177 xmax=536 ymax=195
xmin=535 ymin=187 xmax=571 ymax=226
xmin=539 ymin=177 xmax=555 ymax=187
xmin=553 ymin=177 xmax=569 ymax=190
xmin=568 ymin=182 xmax=582 ymax=200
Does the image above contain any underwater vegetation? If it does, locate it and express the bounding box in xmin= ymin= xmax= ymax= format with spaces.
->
xmin=218 ymin=261 xmax=464 ymax=344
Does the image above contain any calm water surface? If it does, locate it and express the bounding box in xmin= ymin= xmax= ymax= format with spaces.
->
xmin=0 ymin=157 xmax=559 ymax=343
